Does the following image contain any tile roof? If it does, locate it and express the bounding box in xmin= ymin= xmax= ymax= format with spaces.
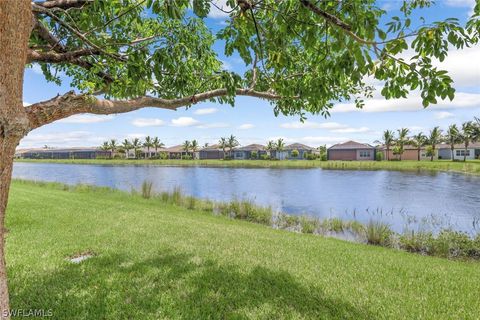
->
xmin=236 ymin=144 xmax=266 ymax=151
xmin=329 ymin=141 xmax=374 ymax=150
xmin=285 ymin=143 xmax=314 ymax=150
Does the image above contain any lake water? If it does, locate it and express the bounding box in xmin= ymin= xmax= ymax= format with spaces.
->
xmin=12 ymin=162 xmax=480 ymax=233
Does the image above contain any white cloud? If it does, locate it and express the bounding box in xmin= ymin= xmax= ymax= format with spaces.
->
xmin=28 ymin=64 xmax=43 ymax=75
xmin=238 ymin=123 xmax=254 ymax=130
xmin=196 ymin=122 xmax=229 ymax=129
xmin=444 ymin=0 xmax=476 ymax=14
xmin=280 ymin=121 xmax=371 ymax=134
xmin=330 ymin=126 xmax=371 ymax=134
xmin=58 ymin=114 xmax=114 ymax=124
xmin=407 ymin=126 xmax=425 ymax=133
xmin=220 ymin=59 xmax=233 ymax=71
xmin=132 ymin=118 xmax=165 ymax=127
xmin=332 ymin=91 xmax=480 ymax=113
xmin=127 ymin=133 xmax=147 ymax=140
xmin=268 ymin=136 xmax=349 ymax=147
xmin=19 ymin=131 xmax=104 ymax=148
xmin=436 ymin=46 xmax=480 ymax=87
xmin=23 ymin=102 xmax=31 ymax=107
xmin=208 ymin=0 xmax=231 ymax=18
xmin=194 ymin=107 xmax=218 ymax=115
xmin=434 ymin=111 xmax=455 ymax=120
xmin=170 ymin=117 xmax=200 ymax=127
xmin=280 ymin=121 xmax=347 ymax=130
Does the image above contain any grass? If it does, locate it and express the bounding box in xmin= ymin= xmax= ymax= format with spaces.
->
xmin=5 ymin=180 xmax=480 ymax=319
xmin=15 ymin=158 xmax=480 ymax=175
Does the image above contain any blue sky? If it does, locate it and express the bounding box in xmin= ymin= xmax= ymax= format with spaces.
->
xmin=20 ymin=0 xmax=480 ymax=149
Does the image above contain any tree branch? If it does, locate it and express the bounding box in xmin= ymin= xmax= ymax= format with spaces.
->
xmin=27 ymin=48 xmax=100 ymax=63
xmin=25 ymin=89 xmax=287 ymax=129
xmin=32 ymin=0 xmax=94 ymax=10
xmin=299 ymin=0 xmax=374 ymax=45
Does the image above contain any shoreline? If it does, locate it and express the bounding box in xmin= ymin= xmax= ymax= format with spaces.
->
xmin=14 ymin=158 xmax=480 ymax=175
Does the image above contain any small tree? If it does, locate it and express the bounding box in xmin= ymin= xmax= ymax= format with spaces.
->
xmin=375 ymin=130 xmax=395 ymax=161
xmin=427 ymin=127 xmax=442 ymax=161
xmin=131 ymin=138 xmax=142 ymax=159
xmin=410 ymin=133 xmax=427 ymax=161
xmin=266 ymin=140 xmax=276 ymax=159
xmin=100 ymin=141 xmax=110 ymax=158
xmin=395 ymin=128 xmax=409 ymax=161
xmin=460 ymin=121 xmax=478 ymax=162
xmin=227 ymin=135 xmax=239 ymax=159
xmin=445 ymin=124 xmax=460 ymax=161
xmin=291 ymin=149 xmax=299 ymax=158
xmin=182 ymin=140 xmax=191 ymax=159
xmin=276 ymin=138 xmax=286 ymax=159
xmin=218 ymin=137 xmax=227 ymax=159
xmin=143 ymin=136 xmax=153 ymax=159
xmin=190 ymin=140 xmax=199 ymax=159
xmin=152 ymin=137 xmax=165 ymax=158
xmin=121 ymin=139 xmax=132 ymax=159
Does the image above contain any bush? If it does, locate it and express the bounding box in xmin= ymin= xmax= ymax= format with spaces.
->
xmin=431 ymin=230 xmax=477 ymax=259
xmin=181 ymin=155 xmax=193 ymax=160
xmin=375 ymin=151 xmax=383 ymax=161
xmin=300 ymin=216 xmax=319 ymax=233
xmin=291 ymin=149 xmax=299 ymax=158
xmin=365 ymin=220 xmax=393 ymax=246
xmin=399 ymin=231 xmax=435 ymax=255
xmin=251 ymin=151 xmax=258 ymax=159
xmin=305 ymin=153 xmax=317 ymax=160
xmin=260 ymin=154 xmax=270 ymax=160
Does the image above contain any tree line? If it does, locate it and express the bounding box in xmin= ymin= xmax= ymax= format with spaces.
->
xmin=375 ymin=118 xmax=480 ymax=162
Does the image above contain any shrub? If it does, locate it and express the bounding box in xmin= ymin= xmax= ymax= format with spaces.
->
xmin=431 ymin=230 xmax=475 ymax=259
xmin=375 ymin=151 xmax=383 ymax=161
xmin=291 ymin=149 xmax=299 ymax=158
xmin=251 ymin=151 xmax=258 ymax=159
xmin=181 ymin=155 xmax=193 ymax=160
xmin=277 ymin=213 xmax=300 ymax=228
xmin=320 ymin=153 xmax=327 ymax=161
xmin=300 ymin=216 xmax=319 ymax=233
xmin=305 ymin=153 xmax=317 ymax=160
xmin=365 ymin=220 xmax=393 ymax=246
xmin=141 ymin=180 xmax=154 ymax=199
xmin=260 ymin=154 xmax=270 ymax=160
xmin=399 ymin=231 xmax=435 ymax=255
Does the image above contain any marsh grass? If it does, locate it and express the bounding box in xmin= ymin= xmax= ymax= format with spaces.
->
xmin=141 ymin=181 xmax=154 ymax=199
xmin=14 ymin=179 xmax=480 ymax=261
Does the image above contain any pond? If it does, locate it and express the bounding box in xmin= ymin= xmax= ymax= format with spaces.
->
xmin=12 ymin=162 xmax=480 ymax=234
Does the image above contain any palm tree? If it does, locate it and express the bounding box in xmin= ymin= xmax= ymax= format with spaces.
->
xmin=218 ymin=137 xmax=227 ymax=159
xmin=152 ymin=137 xmax=164 ymax=157
xmin=203 ymin=143 xmax=209 ymax=148
xmin=276 ymin=138 xmax=285 ymax=159
xmin=460 ymin=121 xmax=477 ymax=162
xmin=100 ymin=141 xmax=110 ymax=152
xmin=182 ymin=140 xmax=191 ymax=158
xmin=395 ymin=128 xmax=409 ymax=160
xmin=109 ymin=139 xmax=117 ymax=158
xmin=374 ymin=130 xmax=394 ymax=161
xmin=445 ymin=124 xmax=460 ymax=161
xmin=131 ymin=138 xmax=142 ymax=159
xmin=410 ymin=133 xmax=427 ymax=161
xmin=427 ymin=127 xmax=442 ymax=161
xmin=190 ymin=140 xmax=199 ymax=159
xmin=227 ymin=134 xmax=239 ymax=158
xmin=266 ymin=140 xmax=275 ymax=158
xmin=143 ymin=136 xmax=153 ymax=159
xmin=121 ymin=139 xmax=132 ymax=159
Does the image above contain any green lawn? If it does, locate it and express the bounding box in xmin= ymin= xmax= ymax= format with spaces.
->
xmin=5 ymin=180 xmax=480 ymax=319
xmin=15 ymin=158 xmax=480 ymax=175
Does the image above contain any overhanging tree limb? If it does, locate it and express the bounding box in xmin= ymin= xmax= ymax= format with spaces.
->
xmin=32 ymin=0 xmax=94 ymax=10
xmin=25 ymin=88 xmax=288 ymax=129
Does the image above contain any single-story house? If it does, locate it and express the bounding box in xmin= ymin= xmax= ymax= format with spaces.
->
xmin=15 ymin=147 xmax=111 ymax=159
xmin=272 ymin=143 xmax=316 ymax=160
xmin=438 ymin=143 xmax=480 ymax=160
xmin=233 ymin=144 xmax=267 ymax=159
xmin=126 ymin=146 xmax=168 ymax=159
xmin=328 ymin=141 xmax=375 ymax=161
xmin=382 ymin=145 xmax=436 ymax=161
xmin=199 ymin=144 xmax=225 ymax=159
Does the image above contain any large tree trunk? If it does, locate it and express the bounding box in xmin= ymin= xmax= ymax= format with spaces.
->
xmin=0 ymin=1 xmax=33 ymax=318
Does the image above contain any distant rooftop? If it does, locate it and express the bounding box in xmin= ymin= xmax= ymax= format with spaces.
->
xmin=236 ymin=144 xmax=266 ymax=151
xmin=285 ymin=143 xmax=314 ymax=150
xmin=329 ymin=141 xmax=374 ymax=150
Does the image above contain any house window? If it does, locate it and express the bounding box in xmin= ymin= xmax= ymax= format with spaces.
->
xmin=359 ymin=151 xmax=371 ymax=158
xmin=456 ymin=150 xmax=470 ymax=156
xmin=235 ymin=152 xmax=243 ymax=158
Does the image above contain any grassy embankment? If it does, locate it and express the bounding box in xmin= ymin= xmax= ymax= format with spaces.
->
xmin=5 ymin=180 xmax=480 ymax=319
xmin=15 ymin=158 xmax=480 ymax=175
